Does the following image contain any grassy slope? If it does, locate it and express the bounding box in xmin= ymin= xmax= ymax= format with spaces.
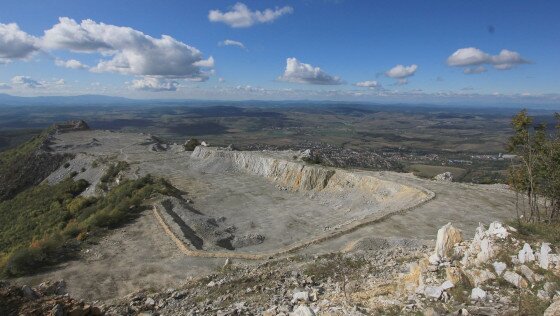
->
xmin=0 ymin=126 xmax=70 ymax=201
xmin=0 ymin=174 xmax=178 ymax=277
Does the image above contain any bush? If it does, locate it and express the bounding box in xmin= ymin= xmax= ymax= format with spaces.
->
xmin=99 ymin=161 xmax=129 ymax=184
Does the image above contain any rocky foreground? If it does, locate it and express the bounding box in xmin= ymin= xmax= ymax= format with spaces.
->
xmin=2 ymin=221 xmax=560 ymax=315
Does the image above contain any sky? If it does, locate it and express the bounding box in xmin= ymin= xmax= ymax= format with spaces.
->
xmin=0 ymin=0 xmax=559 ymax=106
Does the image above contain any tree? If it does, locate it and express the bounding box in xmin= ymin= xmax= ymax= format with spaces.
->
xmin=507 ymin=110 xmax=560 ymax=224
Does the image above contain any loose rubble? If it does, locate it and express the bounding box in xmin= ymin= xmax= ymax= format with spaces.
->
xmin=4 ymin=222 xmax=559 ymax=315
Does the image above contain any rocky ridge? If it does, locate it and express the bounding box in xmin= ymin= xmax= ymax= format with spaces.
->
xmin=6 ymin=221 xmax=560 ymax=315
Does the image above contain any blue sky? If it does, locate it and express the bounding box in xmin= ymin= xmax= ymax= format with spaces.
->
xmin=0 ymin=0 xmax=559 ymax=105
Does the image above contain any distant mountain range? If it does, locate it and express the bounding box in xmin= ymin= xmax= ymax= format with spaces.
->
xmin=0 ymin=93 xmax=557 ymax=112
xmin=0 ymin=93 xmax=138 ymax=106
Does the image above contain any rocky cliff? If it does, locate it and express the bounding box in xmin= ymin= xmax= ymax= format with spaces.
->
xmin=190 ymin=146 xmax=423 ymax=204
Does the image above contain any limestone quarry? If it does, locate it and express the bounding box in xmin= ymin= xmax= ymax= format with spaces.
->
xmin=8 ymin=128 xmax=534 ymax=315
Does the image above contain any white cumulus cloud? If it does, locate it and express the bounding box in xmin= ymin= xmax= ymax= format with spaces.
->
xmin=0 ymin=23 xmax=40 ymax=63
xmin=278 ymin=58 xmax=343 ymax=85
xmin=219 ymin=39 xmax=247 ymax=50
xmin=385 ymin=64 xmax=418 ymax=79
xmin=209 ymin=3 xmax=293 ymax=28
xmin=41 ymin=17 xmax=213 ymax=81
xmin=55 ymin=58 xmax=88 ymax=69
xmin=463 ymin=66 xmax=487 ymax=75
xmin=11 ymin=76 xmax=42 ymax=88
xmin=131 ymin=77 xmax=179 ymax=92
xmin=354 ymin=80 xmax=381 ymax=88
xmin=447 ymin=47 xmax=529 ymax=72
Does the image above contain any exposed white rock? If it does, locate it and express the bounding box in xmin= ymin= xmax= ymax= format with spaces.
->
xmin=544 ymin=299 xmax=560 ymax=316
xmin=540 ymin=243 xmax=552 ymax=269
xmin=487 ymin=221 xmax=509 ymax=239
xmin=292 ymin=291 xmax=310 ymax=303
xmin=464 ymin=269 xmax=495 ymax=287
xmin=435 ymin=223 xmax=463 ymax=261
xmin=470 ymin=287 xmax=486 ymax=301
xmin=503 ymin=271 xmax=528 ymax=288
xmin=428 ymin=253 xmax=441 ymax=265
xmin=434 ymin=172 xmax=453 ymax=182
xmin=476 ymin=237 xmax=493 ymax=264
xmin=290 ymin=305 xmax=316 ymax=316
xmin=439 ymin=280 xmax=454 ymax=290
xmin=519 ymin=265 xmax=540 ymax=283
xmin=492 ymin=262 xmax=507 ymax=276
xmin=424 ymin=286 xmax=443 ymax=299
xmin=145 ymin=297 xmax=155 ymax=306
xmin=518 ymin=243 xmax=535 ymax=264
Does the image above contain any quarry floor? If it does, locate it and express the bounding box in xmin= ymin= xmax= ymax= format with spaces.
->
xmin=18 ymin=130 xmax=517 ymax=302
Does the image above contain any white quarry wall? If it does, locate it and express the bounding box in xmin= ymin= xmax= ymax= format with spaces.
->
xmin=191 ymin=146 xmax=423 ymax=201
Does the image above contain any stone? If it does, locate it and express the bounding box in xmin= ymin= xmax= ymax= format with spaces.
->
xmin=51 ymin=304 xmax=64 ymax=316
xmin=470 ymin=287 xmax=486 ymax=301
xmin=446 ymin=267 xmax=464 ymax=284
xmin=429 ymin=253 xmax=441 ymax=265
xmin=38 ymin=280 xmax=67 ymax=296
xmin=223 ymin=258 xmax=232 ymax=268
xmin=540 ymin=243 xmax=552 ymax=269
xmin=538 ymin=290 xmax=552 ymax=301
xmin=492 ymin=262 xmax=506 ymax=276
xmin=503 ymin=271 xmax=528 ymax=288
xmin=476 ymin=237 xmax=494 ymax=263
xmin=402 ymin=262 xmax=423 ymax=292
xmin=440 ymin=280 xmax=454 ymax=291
xmin=145 ymin=297 xmax=155 ymax=307
xmin=464 ymin=269 xmax=495 ymax=287
xmin=21 ymin=285 xmax=39 ymax=299
xmin=519 ymin=265 xmax=537 ymax=283
xmin=290 ymin=305 xmax=316 ymax=316
xmin=457 ymin=308 xmax=469 ymax=315
xmin=435 ymin=223 xmax=463 ymax=260
xmin=487 ymin=222 xmax=509 ymax=239
xmin=434 ymin=172 xmax=453 ymax=182
xmin=292 ymin=291 xmax=310 ymax=303
xmin=544 ymin=282 xmax=558 ymax=294
xmin=544 ymin=299 xmax=560 ymax=316
xmin=518 ymin=243 xmax=535 ymax=264
xmin=424 ymin=286 xmax=443 ymax=299
xmin=172 ymin=290 xmax=187 ymax=299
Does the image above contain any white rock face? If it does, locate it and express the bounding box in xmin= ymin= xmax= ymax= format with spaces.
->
xmin=191 ymin=146 xmax=421 ymax=196
xmin=487 ymin=221 xmax=509 ymax=239
xmin=471 ymin=287 xmax=486 ymax=301
xmin=503 ymin=271 xmax=527 ymax=288
xmin=435 ymin=223 xmax=463 ymax=260
xmin=477 ymin=237 xmax=493 ymax=263
xmin=540 ymin=243 xmax=552 ymax=269
xmin=518 ymin=243 xmax=535 ymax=264
xmin=461 ymin=223 xmax=504 ymax=266
xmin=493 ymin=262 xmax=507 ymax=276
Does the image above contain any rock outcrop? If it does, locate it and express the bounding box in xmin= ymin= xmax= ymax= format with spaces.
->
xmin=433 ymin=172 xmax=453 ymax=182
